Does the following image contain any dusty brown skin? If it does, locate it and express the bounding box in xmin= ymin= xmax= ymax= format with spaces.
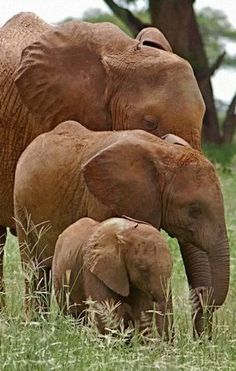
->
xmin=0 ymin=12 xmax=204 ymax=231
xmin=0 ymin=13 xmax=204 ymax=300
xmin=136 ymin=27 xmax=173 ymax=52
xmin=14 ymin=121 xmax=229 ymax=337
xmin=52 ymin=217 xmax=173 ymax=338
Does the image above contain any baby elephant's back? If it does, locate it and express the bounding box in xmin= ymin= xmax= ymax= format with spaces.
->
xmin=52 ymin=217 xmax=98 ymax=313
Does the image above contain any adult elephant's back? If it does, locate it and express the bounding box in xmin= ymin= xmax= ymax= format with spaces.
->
xmin=0 ymin=13 xmax=52 ymax=123
xmin=1 ymin=12 xmax=51 ymax=59
xmin=0 ymin=13 xmax=52 ymax=226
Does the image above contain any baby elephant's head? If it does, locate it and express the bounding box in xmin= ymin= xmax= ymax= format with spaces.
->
xmin=84 ymin=217 xmax=172 ymax=303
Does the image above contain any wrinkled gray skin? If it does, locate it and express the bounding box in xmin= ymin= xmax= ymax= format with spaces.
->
xmin=14 ymin=121 xmax=229 ymax=338
xmin=52 ymin=217 xmax=173 ymax=339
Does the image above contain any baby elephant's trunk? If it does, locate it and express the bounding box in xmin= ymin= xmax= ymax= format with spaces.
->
xmin=156 ymin=297 xmax=174 ymax=342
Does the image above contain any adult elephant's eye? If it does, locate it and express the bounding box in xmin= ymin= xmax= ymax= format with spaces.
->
xmin=189 ymin=203 xmax=202 ymax=219
xmin=143 ymin=115 xmax=158 ymax=132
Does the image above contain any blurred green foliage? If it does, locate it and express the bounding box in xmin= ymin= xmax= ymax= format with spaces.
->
xmin=203 ymin=142 xmax=236 ymax=169
xmin=197 ymin=7 xmax=236 ymax=68
xmin=82 ymin=8 xmax=131 ymax=35
xmin=82 ymin=8 xmax=150 ymax=36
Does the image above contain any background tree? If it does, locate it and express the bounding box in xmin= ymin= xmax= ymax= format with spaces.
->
xmin=84 ymin=1 xmax=236 ymax=144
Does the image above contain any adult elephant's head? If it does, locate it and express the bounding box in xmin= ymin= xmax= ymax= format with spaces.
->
xmin=14 ymin=21 xmax=204 ymax=149
xmin=82 ymin=131 xmax=229 ymax=319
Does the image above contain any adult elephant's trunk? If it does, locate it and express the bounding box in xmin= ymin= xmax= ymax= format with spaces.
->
xmin=179 ymin=235 xmax=230 ymax=338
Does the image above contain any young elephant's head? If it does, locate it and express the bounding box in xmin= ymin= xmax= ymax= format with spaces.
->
xmin=84 ymin=217 xmax=172 ymax=303
xmin=82 ymin=131 xmax=229 ymax=313
xmin=84 ymin=217 xmax=173 ymax=337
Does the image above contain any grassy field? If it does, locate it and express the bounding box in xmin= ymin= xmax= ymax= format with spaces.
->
xmin=1 ymin=144 xmax=236 ymax=370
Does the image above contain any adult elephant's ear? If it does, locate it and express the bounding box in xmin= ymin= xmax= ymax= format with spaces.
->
xmin=14 ymin=25 xmax=107 ymax=124
xmin=136 ymin=27 xmax=172 ymax=52
xmin=82 ymin=138 xmax=162 ymax=227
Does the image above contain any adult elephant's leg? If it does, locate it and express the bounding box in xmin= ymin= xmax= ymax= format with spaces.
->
xmin=36 ymin=266 xmax=52 ymax=316
xmin=19 ymin=245 xmax=52 ymax=318
xmin=179 ymin=242 xmax=213 ymax=338
xmin=0 ymin=226 xmax=7 ymax=308
xmin=9 ymin=228 xmax=17 ymax=236
xmin=15 ymin=210 xmax=37 ymax=320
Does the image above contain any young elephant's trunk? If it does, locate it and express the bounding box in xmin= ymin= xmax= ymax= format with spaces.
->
xmin=180 ymin=231 xmax=230 ymax=338
xmin=209 ymin=236 xmax=230 ymax=309
xmin=155 ymin=297 xmax=174 ymax=342
xmin=150 ymin=283 xmax=174 ymax=342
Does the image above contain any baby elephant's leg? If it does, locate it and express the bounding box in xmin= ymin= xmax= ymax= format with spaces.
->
xmin=131 ymin=291 xmax=174 ymax=342
xmin=90 ymin=300 xmax=133 ymax=335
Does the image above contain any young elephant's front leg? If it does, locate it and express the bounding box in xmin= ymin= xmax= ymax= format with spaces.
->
xmin=84 ymin=271 xmax=133 ymax=333
xmin=89 ymin=300 xmax=133 ymax=335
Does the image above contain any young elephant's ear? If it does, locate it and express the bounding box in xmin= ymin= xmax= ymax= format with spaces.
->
xmin=82 ymin=138 xmax=161 ymax=226
xmin=136 ymin=27 xmax=172 ymax=52
xmin=85 ymin=234 xmax=129 ymax=297
xmin=162 ymin=134 xmax=191 ymax=147
xmin=14 ymin=23 xmax=107 ymax=124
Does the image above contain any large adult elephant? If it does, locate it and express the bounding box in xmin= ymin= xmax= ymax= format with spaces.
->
xmin=0 ymin=13 xmax=204 ymax=298
xmin=14 ymin=121 xmax=229 ymax=337
xmin=0 ymin=12 xmax=204 ymax=224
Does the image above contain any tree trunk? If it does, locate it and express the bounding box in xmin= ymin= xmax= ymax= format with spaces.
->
xmin=222 ymin=92 xmax=236 ymax=143
xmin=148 ymin=0 xmax=220 ymax=143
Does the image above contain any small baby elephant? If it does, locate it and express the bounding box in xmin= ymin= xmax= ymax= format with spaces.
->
xmin=52 ymin=217 xmax=173 ymax=339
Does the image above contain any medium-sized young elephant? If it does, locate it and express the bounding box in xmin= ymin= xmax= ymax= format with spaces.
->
xmin=52 ymin=217 xmax=173 ymax=338
xmin=14 ymin=121 xmax=229 ymax=337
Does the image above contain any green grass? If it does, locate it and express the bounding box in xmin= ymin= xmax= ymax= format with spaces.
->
xmin=1 ymin=144 xmax=236 ymax=370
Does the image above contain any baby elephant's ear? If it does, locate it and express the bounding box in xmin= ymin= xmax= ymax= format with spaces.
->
xmin=84 ymin=236 xmax=129 ymax=297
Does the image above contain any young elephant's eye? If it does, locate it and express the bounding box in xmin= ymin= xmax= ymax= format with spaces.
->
xmin=143 ymin=115 xmax=158 ymax=132
xmin=189 ymin=203 xmax=202 ymax=219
